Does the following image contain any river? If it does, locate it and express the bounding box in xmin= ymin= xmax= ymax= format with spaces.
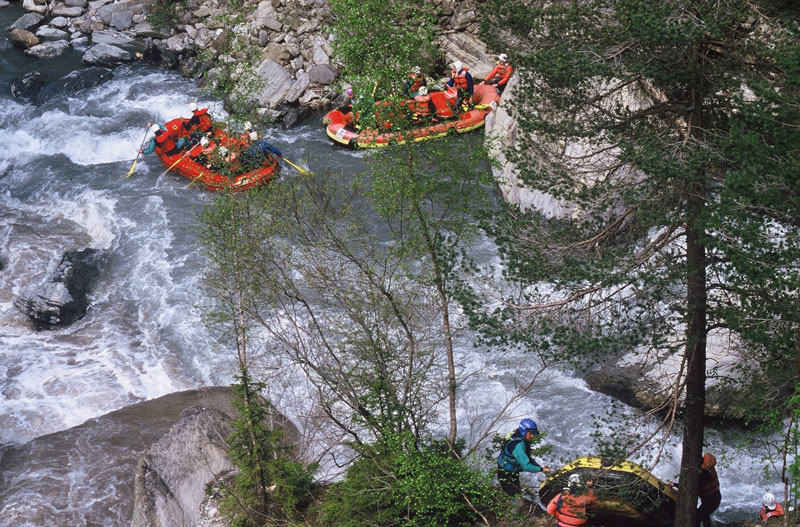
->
xmin=0 ymin=4 xmax=783 ymax=525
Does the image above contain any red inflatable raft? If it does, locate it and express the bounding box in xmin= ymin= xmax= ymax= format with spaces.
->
xmin=323 ymin=84 xmax=501 ymax=148
xmin=154 ymin=117 xmax=279 ymax=192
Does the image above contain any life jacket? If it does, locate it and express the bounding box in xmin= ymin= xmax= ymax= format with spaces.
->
xmin=497 ymin=432 xmax=529 ymax=473
xmin=453 ymin=67 xmax=470 ymax=90
xmin=547 ymin=490 xmax=595 ymax=527
xmin=154 ymin=132 xmax=178 ymax=155
xmin=698 ymin=453 xmax=720 ymax=497
xmin=408 ymin=73 xmax=424 ymax=93
xmin=429 ymin=91 xmax=455 ymax=118
xmin=760 ymin=502 xmax=784 ymax=521
xmin=413 ymin=95 xmax=432 ymax=116
xmin=191 ymin=108 xmax=213 ymax=132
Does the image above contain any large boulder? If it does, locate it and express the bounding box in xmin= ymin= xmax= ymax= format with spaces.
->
xmin=9 ymin=71 xmax=45 ymax=100
xmin=82 ymin=43 xmax=134 ymax=66
xmin=35 ymin=26 xmax=69 ymax=42
xmin=307 ymin=63 xmax=336 ymax=85
xmin=9 ymin=28 xmax=40 ymax=49
xmin=8 ymin=12 xmax=44 ymax=31
xmin=439 ymin=32 xmax=495 ymax=81
xmin=13 ymin=248 xmax=105 ymax=328
xmin=24 ymin=40 xmax=70 ymax=58
xmin=131 ymin=406 xmax=234 ymax=527
xmin=35 ymin=67 xmax=114 ymax=105
xmin=0 ymin=388 xmax=239 ymax=527
xmin=91 ymin=28 xmax=149 ymax=54
xmin=253 ymin=59 xmax=294 ymax=108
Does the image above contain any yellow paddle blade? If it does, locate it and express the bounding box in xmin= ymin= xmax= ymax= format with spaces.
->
xmin=282 ymin=157 xmax=309 ymax=175
xmin=126 ymin=159 xmax=138 ymax=178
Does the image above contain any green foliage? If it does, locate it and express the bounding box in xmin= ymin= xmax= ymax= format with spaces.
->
xmin=319 ymin=432 xmax=504 ymax=527
xmin=146 ymin=0 xmax=187 ymax=30
xmin=221 ymin=372 xmax=317 ymax=526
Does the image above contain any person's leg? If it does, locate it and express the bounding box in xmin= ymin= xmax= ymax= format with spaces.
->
xmin=496 ymin=469 xmax=522 ymax=496
xmin=697 ymin=491 xmax=721 ymax=527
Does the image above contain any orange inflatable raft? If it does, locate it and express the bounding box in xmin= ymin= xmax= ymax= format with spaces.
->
xmin=154 ymin=117 xmax=279 ymax=192
xmin=323 ymin=84 xmax=501 ymax=148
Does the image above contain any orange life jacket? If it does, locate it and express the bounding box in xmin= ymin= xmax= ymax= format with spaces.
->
xmin=154 ymin=132 xmax=178 ymax=154
xmin=698 ymin=453 xmax=720 ymax=497
xmin=191 ymin=108 xmax=213 ymax=132
xmin=547 ymin=490 xmax=595 ymax=527
xmin=485 ymin=63 xmax=513 ymax=85
xmin=454 ymin=67 xmax=470 ymax=89
xmin=408 ymin=72 xmax=424 ymax=92
xmin=413 ymin=95 xmax=432 ymax=116
xmin=760 ymin=503 xmax=785 ymax=521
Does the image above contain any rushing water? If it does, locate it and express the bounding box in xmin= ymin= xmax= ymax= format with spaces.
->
xmin=0 ymin=5 xmax=784 ymax=524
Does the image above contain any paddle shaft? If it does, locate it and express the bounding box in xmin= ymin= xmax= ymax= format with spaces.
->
xmin=126 ymin=126 xmax=153 ymax=178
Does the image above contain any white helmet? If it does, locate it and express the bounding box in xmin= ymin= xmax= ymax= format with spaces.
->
xmin=189 ymin=102 xmax=198 ymax=111
xmin=762 ymin=492 xmax=777 ymax=510
xmin=218 ymin=146 xmax=229 ymax=156
xmin=498 ymin=53 xmax=508 ymax=62
xmin=244 ymin=121 xmax=252 ymax=130
xmin=200 ymin=136 xmax=209 ymax=146
xmin=150 ymin=124 xmax=160 ymax=133
xmin=249 ymin=131 xmax=258 ymax=141
xmin=568 ymin=474 xmax=581 ymax=487
xmin=452 ymin=60 xmax=463 ymax=72
xmin=418 ymin=86 xmax=427 ymax=96
xmin=412 ymin=65 xmax=421 ymax=74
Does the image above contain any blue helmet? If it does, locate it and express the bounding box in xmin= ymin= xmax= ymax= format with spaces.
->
xmin=519 ymin=418 xmax=539 ymax=437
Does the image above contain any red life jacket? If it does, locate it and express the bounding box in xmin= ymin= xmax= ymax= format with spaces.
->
xmin=192 ymin=108 xmax=213 ymax=132
xmin=413 ymin=95 xmax=432 ymax=116
xmin=154 ymin=132 xmax=177 ymax=154
xmin=760 ymin=503 xmax=785 ymax=521
xmin=547 ymin=490 xmax=595 ymax=527
xmin=408 ymin=72 xmax=424 ymax=92
xmin=454 ymin=67 xmax=470 ymax=89
xmin=698 ymin=453 xmax=720 ymax=497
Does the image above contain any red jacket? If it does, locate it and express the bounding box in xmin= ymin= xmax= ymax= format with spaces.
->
xmin=484 ymin=62 xmax=513 ymax=86
xmin=760 ymin=502 xmax=784 ymax=522
xmin=190 ymin=108 xmax=213 ymax=132
xmin=547 ymin=489 xmax=595 ymax=527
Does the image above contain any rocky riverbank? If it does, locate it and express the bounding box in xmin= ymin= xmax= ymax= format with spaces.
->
xmin=4 ymin=0 xmax=498 ymax=126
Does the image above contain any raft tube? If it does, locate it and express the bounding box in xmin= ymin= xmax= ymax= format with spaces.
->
xmin=154 ymin=117 xmax=279 ymax=192
xmin=539 ymin=456 xmax=678 ymax=527
xmin=323 ymin=84 xmax=501 ymax=148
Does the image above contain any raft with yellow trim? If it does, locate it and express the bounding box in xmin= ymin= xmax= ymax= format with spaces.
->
xmin=154 ymin=117 xmax=279 ymax=192
xmin=323 ymin=84 xmax=501 ymax=148
xmin=539 ymin=456 xmax=677 ymax=527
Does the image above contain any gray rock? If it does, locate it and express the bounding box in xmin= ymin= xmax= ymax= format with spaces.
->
xmin=263 ymin=42 xmax=290 ymax=63
xmin=71 ymin=35 xmax=90 ymax=47
xmin=51 ymin=5 xmax=85 ymax=17
xmin=0 ymin=387 xmax=239 ymax=527
xmin=65 ymin=0 xmax=87 ymax=6
xmin=8 ymin=12 xmax=44 ymax=31
xmin=439 ymin=31 xmax=494 ymax=81
xmin=253 ymin=59 xmax=294 ymax=107
xmin=35 ymin=66 xmax=114 ymax=105
xmin=91 ymin=29 xmax=147 ymax=53
xmin=35 ymin=26 xmax=69 ymax=41
xmin=111 ymin=10 xmax=133 ymax=31
xmin=166 ymin=33 xmax=192 ymax=53
xmin=131 ymin=407 xmax=234 ymax=527
xmin=284 ymin=71 xmax=309 ymax=103
xmin=13 ymin=249 xmax=104 ymax=328
xmin=307 ymin=63 xmax=336 ymax=85
xmin=0 ymin=0 xmax=9 ymax=7
xmin=263 ymin=15 xmax=282 ymax=31
xmin=131 ymin=22 xmax=171 ymax=39
xmin=9 ymin=71 xmax=45 ymax=99
xmin=21 ymin=0 xmax=47 ymax=14
xmin=82 ymin=43 xmax=134 ymax=66
xmin=9 ymin=29 xmax=40 ymax=48
xmin=25 ymin=40 xmax=70 ymax=58
xmin=49 ymin=16 xmax=70 ymax=28
xmin=194 ymin=27 xmax=216 ymax=48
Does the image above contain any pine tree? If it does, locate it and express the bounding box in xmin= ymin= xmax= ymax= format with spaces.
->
xmin=480 ymin=1 xmax=800 ymax=526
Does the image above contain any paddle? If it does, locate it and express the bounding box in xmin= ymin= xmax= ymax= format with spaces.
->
xmin=160 ymin=148 xmax=195 ymax=177
xmin=125 ymin=126 xmax=152 ymax=178
xmin=280 ymin=156 xmax=310 ymax=175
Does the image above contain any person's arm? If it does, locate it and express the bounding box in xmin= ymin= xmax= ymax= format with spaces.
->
xmin=140 ymin=139 xmax=156 ymax=154
xmin=484 ymin=65 xmax=500 ymax=83
xmin=466 ymin=72 xmax=474 ymax=94
xmin=511 ymin=441 xmax=542 ymax=472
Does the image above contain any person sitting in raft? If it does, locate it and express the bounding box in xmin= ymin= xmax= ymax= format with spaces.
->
xmin=496 ymin=418 xmax=551 ymax=501
xmin=185 ymin=101 xmax=214 ymax=135
xmin=481 ymin=53 xmax=513 ymax=92
xmin=411 ymin=86 xmax=435 ymax=122
xmin=239 ymin=131 xmax=282 ymax=171
xmin=547 ymin=474 xmax=595 ymax=527
xmin=759 ymin=493 xmax=785 ymax=523
xmin=404 ymin=66 xmax=425 ymax=97
xmin=445 ymin=60 xmax=474 ymax=112
xmin=139 ymin=123 xmax=185 ymax=156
